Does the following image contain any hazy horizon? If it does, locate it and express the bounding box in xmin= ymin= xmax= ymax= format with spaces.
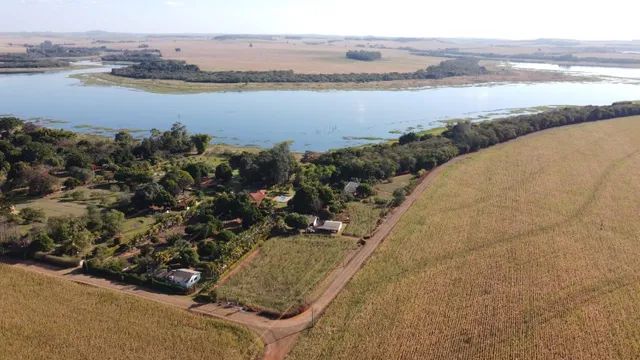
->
xmin=2 ymin=0 xmax=640 ymax=42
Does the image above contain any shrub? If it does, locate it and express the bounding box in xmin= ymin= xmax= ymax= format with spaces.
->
xmin=28 ymin=232 xmax=54 ymax=253
xmin=392 ymin=188 xmax=406 ymax=207
xmin=63 ymin=177 xmax=82 ymax=189
xmin=68 ymin=166 xmax=94 ymax=184
xmin=69 ymin=190 xmax=87 ymax=201
xmin=217 ymin=229 xmax=237 ymax=243
xmin=19 ymin=207 xmax=45 ymax=224
xmin=285 ymin=213 xmax=310 ymax=230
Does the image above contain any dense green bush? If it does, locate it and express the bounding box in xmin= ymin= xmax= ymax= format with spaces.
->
xmin=346 ymin=50 xmax=382 ymax=61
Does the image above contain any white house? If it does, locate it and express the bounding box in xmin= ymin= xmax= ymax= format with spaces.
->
xmin=166 ymin=269 xmax=202 ymax=289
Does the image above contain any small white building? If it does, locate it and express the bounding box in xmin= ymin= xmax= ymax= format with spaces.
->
xmin=312 ymin=217 xmax=344 ymax=234
xmin=166 ymin=269 xmax=202 ymax=289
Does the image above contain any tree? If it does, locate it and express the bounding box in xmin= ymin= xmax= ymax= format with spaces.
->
xmin=399 ymin=132 xmax=419 ymax=145
xmin=289 ymin=184 xmax=322 ymax=214
xmin=0 ymin=117 xmax=22 ymax=137
xmin=46 ymin=216 xmax=94 ymax=256
xmin=114 ymin=167 xmax=153 ymax=187
xmin=131 ymin=183 xmax=176 ymax=210
xmin=20 ymin=142 xmax=56 ymax=164
xmin=285 ymin=213 xmax=309 ymax=230
xmin=215 ymin=163 xmax=233 ymax=182
xmin=392 ymin=188 xmax=406 ymax=206
xmin=172 ymin=239 xmax=200 ymax=267
xmin=183 ymin=162 xmax=210 ymax=185
xmin=68 ymin=166 xmax=94 ymax=184
xmin=231 ymin=142 xmax=297 ymax=186
xmin=160 ymin=122 xmax=193 ymax=154
xmin=64 ymin=149 xmax=91 ymax=170
xmin=101 ymin=210 xmax=125 ymax=237
xmin=27 ymin=167 xmax=59 ymax=196
xmin=197 ymin=240 xmax=222 ymax=259
xmin=114 ymin=131 xmax=134 ymax=146
xmin=160 ymin=170 xmax=194 ymax=195
xmin=191 ymin=133 xmax=212 ymax=154
xmin=266 ymin=142 xmax=297 ymax=185
xmin=356 ymin=183 xmax=375 ymax=198
xmin=185 ymin=219 xmax=222 ymax=241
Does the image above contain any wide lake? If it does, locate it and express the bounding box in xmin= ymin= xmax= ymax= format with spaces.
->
xmin=2 ymin=63 xmax=640 ymax=151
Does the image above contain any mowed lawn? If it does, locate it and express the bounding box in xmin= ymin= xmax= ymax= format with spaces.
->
xmin=290 ymin=116 xmax=640 ymax=359
xmin=217 ymin=235 xmax=356 ymax=316
xmin=0 ymin=265 xmax=262 ymax=360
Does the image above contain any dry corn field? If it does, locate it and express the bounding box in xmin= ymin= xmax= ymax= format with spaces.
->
xmin=0 ymin=265 xmax=262 ymax=360
xmin=289 ymin=116 xmax=640 ymax=360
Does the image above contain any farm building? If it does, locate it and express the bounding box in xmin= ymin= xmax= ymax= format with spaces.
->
xmin=312 ymin=217 xmax=344 ymax=234
xmin=166 ymin=269 xmax=201 ymax=289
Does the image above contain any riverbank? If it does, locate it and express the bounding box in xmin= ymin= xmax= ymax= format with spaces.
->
xmin=70 ymin=67 xmax=591 ymax=94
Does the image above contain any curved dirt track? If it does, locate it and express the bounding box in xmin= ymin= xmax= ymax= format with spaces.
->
xmin=2 ymin=156 xmax=463 ymax=360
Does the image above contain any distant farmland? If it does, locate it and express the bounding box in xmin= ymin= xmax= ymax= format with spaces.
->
xmin=290 ymin=116 xmax=640 ymax=359
xmin=0 ymin=265 xmax=262 ymax=360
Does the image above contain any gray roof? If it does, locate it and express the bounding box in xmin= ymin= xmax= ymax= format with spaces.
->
xmin=343 ymin=181 xmax=360 ymax=194
xmin=315 ymin=220 xmax=343 ymax=232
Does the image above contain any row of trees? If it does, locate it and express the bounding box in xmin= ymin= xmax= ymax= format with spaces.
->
xmin=0 ymin=53 xmax=69 ymax=69
xmin=101 ymin=49 xmax=162 ymax=62
xmin=111 ymin=59 xmax=488 ymax=83
xmin=443 ymin=102 xmax=640 ymax=154
xmin=312 ymin=102 xmax=640 ymax=185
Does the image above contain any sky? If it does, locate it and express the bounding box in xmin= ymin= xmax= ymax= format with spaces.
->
xmin=1 ymin=0 xmax=639 ymax=41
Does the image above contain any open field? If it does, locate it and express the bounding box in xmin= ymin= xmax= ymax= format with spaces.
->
xmin=216 ymin=235 xmax=357 ymax=316
xmin=0 ymin=33 xmax=443 ymax=73
xmin=343 ymin=202 xmax=383 ymax=238
xmin=290 ymin=116 xmax=640 ymax=359
xmin=374 ymin=173 xmax=415 ymax=201
xmin=0 ymin=264 xmax=262 ymax=360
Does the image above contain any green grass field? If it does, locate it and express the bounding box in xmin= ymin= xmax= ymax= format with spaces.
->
xmin=120 ymin=215 xmax=156 ymax=241
xmin=0 ymin=265 xmax=262 ymax=360
xmin=374 ymin=173 xmax=415 ymax=200
xmin=216 ymin=235 xmax=357 ymax=316
xmin=342 ymin=202 xmax=383 ymax=237
xmin=290 ymin=116 xmax=640 ymax=359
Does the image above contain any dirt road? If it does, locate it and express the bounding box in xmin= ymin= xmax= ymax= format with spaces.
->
xmin=2 ymin=157 xmax=462 ymax=360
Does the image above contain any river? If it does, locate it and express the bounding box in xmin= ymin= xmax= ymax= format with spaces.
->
xmin=1 ymin=63 xmax=640 ymax=151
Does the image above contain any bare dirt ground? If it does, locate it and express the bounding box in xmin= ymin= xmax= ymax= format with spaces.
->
xmin=4 ymin=33 xmax=640 ymax=73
